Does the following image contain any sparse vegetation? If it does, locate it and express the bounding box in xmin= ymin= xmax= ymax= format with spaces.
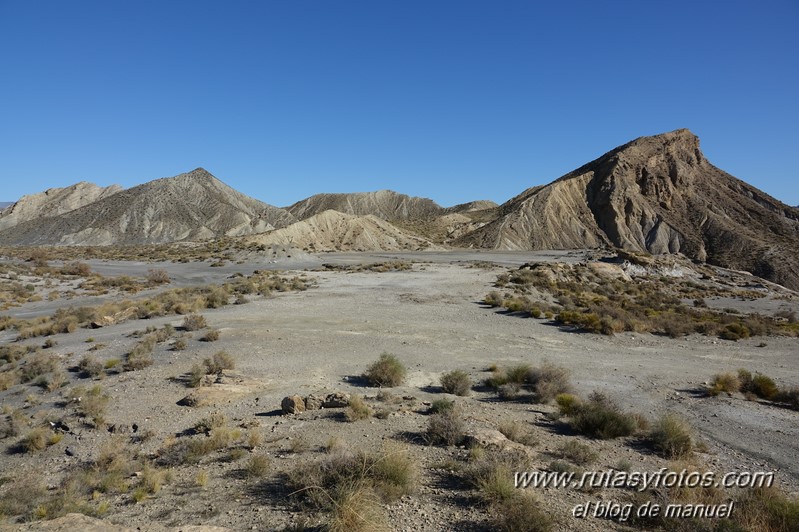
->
xmin=497 ymin=420 xmax=537 ymax=447
xmin=345 ymin=395 xmax=373 ymax=421
xmin=182 ymin=314 xmax=207 ymax=331
xmin=363 ymin=353 xmax=406 ymax=387
xmin=648 ymin=413 xmax=693 ymax=459
xmin=559 ymin=392 xmax=640 ymax=439
xmin=426 ymin=409 xmax=465 ymax=446
xmin=485 ymin=262 xmax=799 ymax=339
xmin=555 ymin=440 xmax=597 ymax=465
xmin=286 ymin=443 xmax=416 ymax=531
xmin=440 ymin=370 xmax=471 ymax=396
xmin=708 ymin=371 xmax=740 ymax=396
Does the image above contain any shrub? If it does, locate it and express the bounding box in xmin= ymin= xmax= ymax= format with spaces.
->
xmin=345 ymin=395 xmax=373 ymax=421
xmin=492 ymin=492 xmax=555 ymax=532
xmin=429 ymin=398 xmax=455 ymax=415
xmin=182 ymin=314 xmax=207 ymax=331
xmin=708 ymin=372 xmax=741 ymax=396
xmin=776 ymin=387 xmax=799 ymax=410
xmin=568 ymin=393 xmax=638 ymax=439
xmin=286 ymin=445 xmax=414 ymax=530
xmin=555 ymin=440 xmax=597 ymax=465
xmin=750 ymin=374 xmax=779 ymax=400
xmin=734 ymin=486 xmax=799 ymax=532
xmin=19 ymin=352 xmax=59 ymax=382
xmin=555 ymin=393 xmax=580 ymax=416
xmin=484 ymin=291 xmax=503 ymax=307
xmin=498 ymin=420 xmax=537 ymax=447
xmin=201 ymin=329 xmax=220 ymax=342
xmin=245 ymin=455 xmax=270 ymax=479
xmin=146 ymin=268 xmax=170 ymax=285
xmin=505 ymin=364 xmax=532 ymax=385
xmin=187 ymin=364 xmax=208 ymax=388
xmin=204 ymin=350 xmax=234 ymax=374
xmin=194 ymin=413 xmax=226 ymax=434
xmin=527 ymin=362 xmax=572 ymax=403
xmin=370 ymin=443 xmax=416 ymax=501
xmin=70 ymin=385 xmax=110 ymax=426
xmin=78 ymin=355 xmax=104 ymax=379
xmin=497 ymin=382 xmax=521 ymax=401
xmin=363 ymin=353 xmax=406 ymax=387
xmin=125 ymin=338 xmax=154 ymax=371
xmin=720 ymin=322 xmax=750 ymax=341
xmin=17 ymin=427 xmax=55 ymax=453
xmin=61 ymin=261 xmax=92 ymax=276
xmin=649 ymin=414 xmax=693 ymax=459
xmin=440 ymin=370 xmax=471 ymax=396
xmin=426 ymin=410 xmax=465 ymax=446
xmin=328 ymin=485 xmax=387 ymax=532
xmin=463 ymin=448 xmax=530 ymax=505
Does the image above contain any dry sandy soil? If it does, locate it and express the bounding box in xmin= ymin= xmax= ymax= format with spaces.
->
xmin=1 ymin=251 xmax=797 ymax=531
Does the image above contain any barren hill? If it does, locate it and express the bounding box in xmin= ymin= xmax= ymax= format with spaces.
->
xmin=0 ymin=168 xmax=296 ymax=246
xmin=458 ymin=129 xmax=799 ymax=290
xmin=247 ymin=209 xmax=441 ymax=252
xmin=444 ymin=200 xmax=499 ymax=213
xmin=287 ymin=190 xmax=443 ymax=221
xmin=0 ymin=182 xmax=122 ymax=231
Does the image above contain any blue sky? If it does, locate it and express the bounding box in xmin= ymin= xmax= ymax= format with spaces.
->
xmin=1 ymin=0 xmax=797 ymax=207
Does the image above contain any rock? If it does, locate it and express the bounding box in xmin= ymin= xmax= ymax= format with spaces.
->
xmin=323 ymin=392 xmax=351 ymax=408
xmin=90 ymin=306 xmax=138 ymax=328
xmin=465 ymin=427 xmax=534 ymax=457
xmin=305 ymin=394 xmax=324 ymax=410
xmin=65 ymin=447 xmax=75 ymax=457
xmin=281 ymin=395 xmax=306 ymax=414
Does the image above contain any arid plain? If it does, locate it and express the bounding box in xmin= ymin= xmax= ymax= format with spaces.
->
xmin=1 ymin=249 xmax=797 ymax=531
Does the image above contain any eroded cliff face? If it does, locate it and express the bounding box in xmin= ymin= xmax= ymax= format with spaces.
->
xmin=459 ymin=129 xmax=799 ymax=290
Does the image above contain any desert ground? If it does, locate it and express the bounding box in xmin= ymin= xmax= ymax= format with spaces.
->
xmin=0 ymin=251 xmax=797 ymax=531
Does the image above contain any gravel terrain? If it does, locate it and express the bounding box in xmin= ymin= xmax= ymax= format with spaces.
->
xmin=1 ymin=253 xmax=797 ymax=531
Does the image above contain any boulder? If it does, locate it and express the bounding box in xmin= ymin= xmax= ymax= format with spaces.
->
xmin=323 ymin=392 xmax=350 ymax=408
xmin=281 ymin=395 xmax=306 ymax=414
xmin=305 ymin=394 xmax=324 ymax=410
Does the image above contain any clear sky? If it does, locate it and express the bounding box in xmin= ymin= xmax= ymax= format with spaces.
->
xmin=1 ymin=0 xmax=797 ymax=208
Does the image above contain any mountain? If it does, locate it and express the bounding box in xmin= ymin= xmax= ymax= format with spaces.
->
xmin=247 ymin=209 xmax=441 ymax=252
xmin=0 ymin=202 xmax=14 ymax=210
xmin=287 ymin=190 xmax=443 ymax=221
xmin=457 ymin=129 xmax=799 ymax=290
xmin=0 ymin=168 xmax=296 ymax=246
xmin=0 ymin=182 xmax=122 ymax=231
xmin=444 ymin=200 xmax=499 ymax=213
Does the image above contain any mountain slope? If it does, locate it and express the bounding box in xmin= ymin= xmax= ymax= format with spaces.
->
xmin=287 ymin=190 xmax=443 ymax=221
xmin=458 ymin=129 xmax=799 ymax=290
xmin=247 ymin=209 xmax=441 ymax=252
xmin=0 ymin=168 xmax=296 ymax=246
xmin=0 ymin=182 xmax=123 ymax=231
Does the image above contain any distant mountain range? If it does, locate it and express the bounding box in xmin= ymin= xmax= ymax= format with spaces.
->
xmin=1 ymin=130 xmax=797 ymax=290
